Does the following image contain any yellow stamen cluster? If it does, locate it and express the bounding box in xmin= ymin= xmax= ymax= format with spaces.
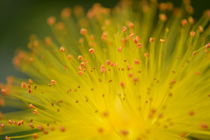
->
xmin=0 ymin=0 xmax=210 ymax=140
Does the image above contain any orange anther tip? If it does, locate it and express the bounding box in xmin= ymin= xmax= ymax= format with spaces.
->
xmin=188 ymin=111 xmax=195 ymax=116
xmin=129 ymin=33 xmax=135 ymax=38
xmin=89 ymin=48 xmax=95 ymax=54
xmin=33 ymin=109 xmax=39 ymax=114
xmin=32 ymin=133 xmax=39 ymax=139
xmin=205 ymin=10 xmax=210 ymax=17
xmin=50 ymin=80 xmax=57 ymax=85
xmin=120 ymin=82 xmax=125 ymax=88
xmin=160 ymin=39 xmax=166 ymax=43
xmin=61 ymin=8 xmax=71 ymax=18
xmin=5 ymin=136 xmax=10 ymax=140
xmin=134 ymin=59 xmax=140 ymax=64
xmin=149 ymin=37 xmax=155 ymax=43
xmin=118 ymin=47 xmax=123 ymax=52
xmin=44 ymin=37 xmax=52 ymax=45
xmin=205 ymin=43 xmax=210 ymax=49
xmin=98 ymin=127 xmax=104 ymax=133
xmin=120 ymin=130 xmax=129 ymax=136
xmin=122 ymin=26 xmax=127 ymax=32
xmin=128 ymin=73 xmax=133 ymax=78
xmin=128 ymin=22 xmax=134 ymax=28
xmin=29 ymin=104 xmax=36 ymax=109
xmin=47 ymin=16 xmax=56 ymax=25
xmin=159 ymin=14 xmax=167 ymax=21
xmin=137 ymin=43 xmax=142 ymax=48
xmin=78 ymin=55 xmax=84 ymax=60
xmin=144 ymin=53 xmax=149 ymax=57
xmin=80 ymin=28 xmax=88 ymax=35
xmin=28 ymin=88 xmax=32 ymax=94
xmin=190 ymin=31 xmax=196 ymax=37
xmin=200 ymin=123 xmax=209 ymax=129
xmin=59 ymin=47 xmax=65 ymax=52
xmin=60 ymin=127 xmax=66 ymax=132
xmin=1 ymin=88 xmax=7 ymax=95
xmin=188 ymin=17 xmax=194 ymax=24
xmin=198 ymin=26 xmax=203 ymax=32
xmin=102 ymin=111 xmax=109 ymax=117
xmin=181 ymin=19 xmax=188 ymax=26
xmin=134 ymin=36 xmax=140 ymax=44
xmin=100 ymin=65 xmax=106 ymax=73
xmin=28 ymin=79 xmax=33 ymax=84
xmin=67 ymin=54 xmax=73 ymax=60
xmin=78 ymin=71 xmax=84 ymax=75
xmin=0 ymin=123 xmax=5 ymax=128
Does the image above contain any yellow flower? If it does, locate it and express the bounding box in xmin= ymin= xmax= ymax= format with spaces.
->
xmin=0 ymin=0 xmax=210 ymax=140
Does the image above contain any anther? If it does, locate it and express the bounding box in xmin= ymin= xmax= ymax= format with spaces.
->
xmin=67 ymin=54 xmax=73 ymax=60
xmin=134 ymin=36 xmax=140 ymax=44
xmin=128 ymin=73 xmax=133 ymax=78
xmin=78 ymin=55 xmax=84 ymax=61
xmin=44 ymin=37 xmax=52 ymax=46
xmin=205 ymin=43 xmax=210 ymax=49
xmin=129 ymin=33 xmax=135 ymax=38
xmin=122 ymin=26 xmax=127 ymax=32
xmin=43 ymin=130 xmax=49 ymax=135
xmin=5 ymin=136 xmax=10 ymax=140
xmin=128 ymin=22 xmax=134 ymax=28
xmin=50 ymin=80 xmax=57 ymax=86
xmin=17 ymin=120 xmax=24 ymax=126
xmin=89 ymin=48 xmax=95 ymax=54
xmin=37 ymin=125 xmax=44 ymax=131
xmin=190 ymin=31 xmax=196 ymax=37
xmin=149 ymin=37 xmax=155 ymax=43
xmin=47 ymin=16 xmax=56 ymax=25
xmin=60 ymin=126 xmax=66 ymax=132
xmin=28 ymin=88 xmax=32 ymax=94
xmin=120 ymin=130 xmax=129 ymax=136
xmin=159 ymin=14 xmax=167 ymax=21
xmin=1 ymin=88 xmax=7 ymax=95
xmin=102 ymin=112 xmax=109 ymax=117
xmin=80 ymin=28 xmax=88 ymax=35
xmin=59 ymin=47 xmax=65 ymax=52
xmin=33 ymin=109 xmax=39 ymax=114
xmin=100 ymin=65 xmax=106 ymax=73
xmin=137 ymin=43 xmax=142 ymax=48
xmin=0 ymin=123 xmax=5 ymax=128
xmin=181 ymin=19 xmax=188 ymax=26
xmin=28 ymin=79 xmax=33 ymax=84
xmin=134 ymin=59 xmax=140 ymax=64
xmin=160 ymin=39 xmax=166 ymax=43
xmin=61 ymin=8 xmax=71 ymax=19
xmin=78 ymin=71 xmax=84 ymax=75
xmin=32 ymin=133 xmax=39 ymax=139
xmin=144 ymin=53 xmax=149 ymax=58
xmin=198 ymin=26 xmax=203 ymax=32
xmin=118 ymin=47 xmax=123 ymax=52
xmin=188 ymin=111 xmax=195 ymax=116
xmin=120 ymin=82 xmax=125 ymax=88
xmin=29 ymin=104 xmax=36 ymax=109
xmin=170 ymin=80 xmax=176 ymax=85
xmin=98 ymin=127 xmax=104 ymax=133
xmin=200 ymin=123 xmax=209 ymax=129
xmin=101 ymin=32 xmax=108 ymax=40
xmin=188 ymin=17 xmax=194 ymax=24
xmin=159 ymin=3 xmax=167 ymax=11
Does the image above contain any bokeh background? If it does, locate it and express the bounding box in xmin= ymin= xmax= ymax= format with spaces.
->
xmin=0 ymin=0 xmax=209 ymax=82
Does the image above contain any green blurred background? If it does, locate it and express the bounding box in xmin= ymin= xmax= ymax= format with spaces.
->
xmin=0 ymin=0 xmax=209 ymax=82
